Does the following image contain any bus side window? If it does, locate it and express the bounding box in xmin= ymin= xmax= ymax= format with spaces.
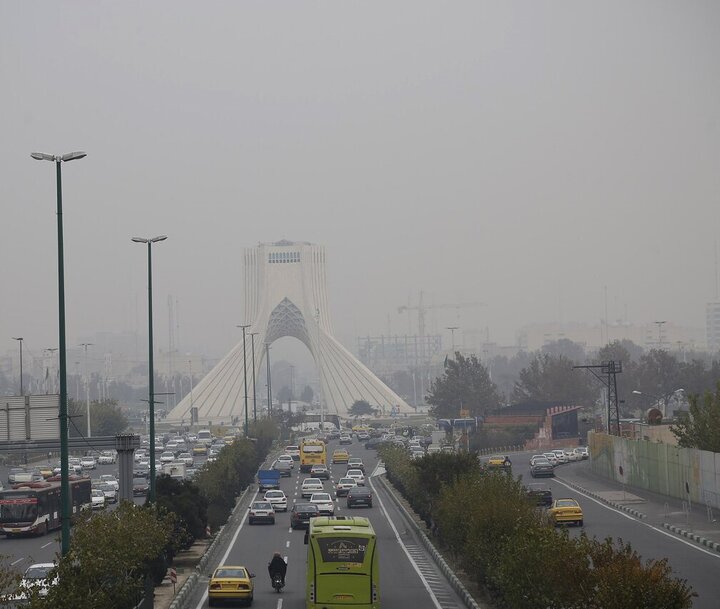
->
xmin=304 ymin=530 xmax=309 ymax=545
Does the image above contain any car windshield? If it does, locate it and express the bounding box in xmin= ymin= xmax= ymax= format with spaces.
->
xmin=24 ymin=566 xmax=53 ymax=580
xmin=92 ymin=490 xmax=104 ymax=497
xmin=295 ymin=504 xmax=318 ymax=511
xmin=132 ymin=478 xmax=147 ymax=485
xmin=312 ymin=493 xmax=331 ymax=501
xmin=556 ymin=500 xmax=577 ymax=507
xmin=215 ymin=568 xmax=247 ymax=579
xmin=303 ymin=479 xmax=321 ymax=485
xmin=303 ymin=445 xmax=324 ymax=453
xmin=253 ymin=502 xmax=273 ymax=509
xmin=265 ymin=491 xmax=284 ymax=498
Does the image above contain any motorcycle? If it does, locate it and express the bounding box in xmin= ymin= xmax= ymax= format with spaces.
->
xmin=271 ymin=572 xmax=284 ymax=593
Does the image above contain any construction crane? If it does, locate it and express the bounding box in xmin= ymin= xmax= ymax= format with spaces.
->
xmin=397 ymin=290 xmax=485 ymax=341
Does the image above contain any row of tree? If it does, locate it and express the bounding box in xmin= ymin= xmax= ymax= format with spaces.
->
xmin=380 ymin=445 xmax=695 ymax=609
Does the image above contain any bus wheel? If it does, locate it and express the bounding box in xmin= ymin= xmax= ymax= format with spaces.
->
xmin=39 ymin=523 xmax=48 ymax=536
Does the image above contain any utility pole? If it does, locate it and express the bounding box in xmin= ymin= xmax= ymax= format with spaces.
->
xmin=237 ymin=325 xmax=250 ymax=435
xmin=574 ymin=361 xmax=623 ymax=436
xmin=266 ymin=341 xmax=272 ymax=415
xmin=654 ymin=320 xmax=667 ymax=350
xmin=315 ymin=308 xmax=325 ymax=430
xmin=250 ymin=333 xmax=258 ymax=422
xmin=80 ymin=343 xmax=93 ymax=436
xmin=446 ymin=326 xmax=459 ymax=353
xmin=11 ymin=338 xmax=23 ymax=395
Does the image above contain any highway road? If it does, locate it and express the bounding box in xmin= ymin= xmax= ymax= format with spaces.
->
xmin=0 ymin=458 xmax=159 ymax=573
xmin=508 ymin=450 xmax=720 ymax=609
xmin=188 ymin=439 xmax=467 ymax=609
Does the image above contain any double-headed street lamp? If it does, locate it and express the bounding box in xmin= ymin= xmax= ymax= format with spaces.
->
xmin=80 ymin=342 xmax=93 ymax=436
xmin=236 ymin=325 xmax=250 ymax=435
xmin=132 ymin=235 xmax=168 ymax=502
xmin=11 ymin=338 xmax=24 ymax=395
xmin=31 ymin=150 xmax=86 ymax=557
xmin=632 ymin=389 xmax=684 ymax=418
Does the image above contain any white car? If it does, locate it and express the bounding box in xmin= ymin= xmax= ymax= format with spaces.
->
xmin=552 ymin=450 xmax=568 ymax=464
xmin=99 ymin=475 xmax=119 ymax=491
xmin=276 ymin=454 xmax=295 ymax=469
xmin=301 ymin=478 xmax=325 ymax=498
xmin=264 ymin=490 xmax=288 ymax=512
xmin=530 ymin=455 xmax=548 ymax=466
xmin=284 ymin=445 xmax=300 ymax=460
xmin=80 ymin=456 xmax=96 ymax=470
xmin=160 ymin=451 xmax=175 ymax=464
xmin=309 ymin=492 xmax=335 ymax=516
xmin=97 ymin=451 xmax=116 ymax=465
xmin=543 ymin=453 xmax=559 ymax=466
xmin=12 ymin=563 xmax=58 ymax=600
xmin=177 ymin=452 xmax=194 ymax=466
xmin=346 ymin=469 xmax=365 ymax=486
xmin=564 ymin=449 xmax=580 ymax=462
xmin=576 ymin=446 xmax=589 ymax=460
xmin=335 ymin=477 xmax=358 ymax=497
xmin=91 ymin=489 xmax=106 ymax=510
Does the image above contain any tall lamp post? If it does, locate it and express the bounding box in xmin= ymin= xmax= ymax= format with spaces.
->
xmin=132 ymin=235 xmax=168 ymax=503
xmin=265 ymin=341 xmax=272 ymax=415
xmin=446 ymin=326 xmax=459 ymax=354
xmin=249 ymin=333 xmax=258 ymax=422
xmin=237 ymin=325 xmax=250 ymax=435
xmin=31 ymin=150 xmax=86 ymax=556
xmin=11 ymin=338 xmax=24 ymax=395
xmin=80 ymin=343 xmax=93 ymax=436
xmin=632 ymin=389 xmax=684 ymax=419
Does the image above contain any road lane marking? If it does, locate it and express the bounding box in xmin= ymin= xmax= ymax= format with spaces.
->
xmin=288 ymin=527 xmax=292 ymax=533
xmin=369 ymin=476 xmax=443 ymax=609
xmin=193 ymin=488 xmax=258 ymax=609
xmin=276 ymin=599 xmax=283 ymax=609
xmin=552 ymin=478 xmax=720 ymax=559
xmin=11 ymin=558 xmax=24 ymax=566
xmin=41 ymin=542 xmax=53 ymax=549
xmin=286 ymin=540 xmax=290 ymax=548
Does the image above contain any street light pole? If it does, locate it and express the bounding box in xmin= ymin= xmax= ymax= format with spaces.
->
xmin=12 ymin=338 xmax=23 ymax=395
xmin=315 ymin=308 xmax=324 ymax=430
xmin=80 ymin=343 xmax=93 ymax=436
xmin=265 ymin=341 xmax=272 ymax=416
xmin=446 ymin=326 xmax=459 ymax=353
xmin=237 ymin=325 xmax=250 ymax=435
xmin=31 ymin=150 xmax=86 ymax=557
xmin=132 ymin=235 xmax=168 ymax=503
xmin=250 ymin=333 xmax=258 ymax=422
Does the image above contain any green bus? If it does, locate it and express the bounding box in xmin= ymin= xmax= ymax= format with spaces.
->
xmin=305 ymin=516 xmax=379 ymax=609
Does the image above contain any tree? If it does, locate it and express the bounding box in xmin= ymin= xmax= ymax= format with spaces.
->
xmin=513 ymin=353 xmax=597 ymax=406
xmin=426 ymin=353 xmax=501 ymax=419
xmin=300 ymin=385 xmax=314 ymax=403
xmin=541 ymin=338 xmax=586 ymax=362
xmin=68 ymin=399 xmax=128 ymax=437
xmin=348 ymin=400 xmax=376 ymax=417
xmin=671 ymin=384 xmax=720 ymax=451
xmin=154 ymin=475 xmax=208 ymax=547
xmin=277 ymin=385 xmax=293 ymax=403
xmin=39 ymin=502 xmax=176 ymax=609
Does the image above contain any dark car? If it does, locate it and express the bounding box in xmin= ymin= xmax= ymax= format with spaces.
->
xmin=290 ymin=502 xmax=320 ymax=529
xmin=346 ymin=486 xmax=373 ymax=509
xmin=132 ymin=477 xmax=150 ymax=496
xmin=527 ymin=483 xmax=553 ymax=507
xmin=530 ymin=458 xmax=555 ymax=478
xmin=133 ymin=463 xmax=150 ymax=479
xmin=364 ymin=438 xmax=389 ymax=450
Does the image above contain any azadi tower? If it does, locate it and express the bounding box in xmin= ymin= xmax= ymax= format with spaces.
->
xmin=165 ymin=240 xmax=411 ymax=425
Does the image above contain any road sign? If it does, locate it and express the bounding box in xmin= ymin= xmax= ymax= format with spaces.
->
xmin=169 ymin=567 xmax=177 ymax=584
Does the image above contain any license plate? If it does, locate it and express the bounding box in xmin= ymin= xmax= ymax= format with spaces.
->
xmin=334 ymin=594 xmax=352 ymax=600
xmin=11 ymin=528 xmax=21 ymax=533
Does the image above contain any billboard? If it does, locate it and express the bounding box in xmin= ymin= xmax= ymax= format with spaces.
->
xmin=0 ymin=395 xmax=61 ymax=441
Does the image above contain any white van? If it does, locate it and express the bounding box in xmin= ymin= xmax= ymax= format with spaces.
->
xmin=196 ymin=429 xmax=213 ymax=446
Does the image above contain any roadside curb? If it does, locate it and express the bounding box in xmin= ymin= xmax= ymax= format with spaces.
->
xmin=377 ymin=475 xmax=486 ymax=609
xmin=662 ymin=523 xmax=720 ymax=553
xmin=556 ymin=475 xmax=647 ymax=520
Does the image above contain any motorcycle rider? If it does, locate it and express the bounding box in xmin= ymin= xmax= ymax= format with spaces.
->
xmin=268 ymin=552 xmax=287 ymax=587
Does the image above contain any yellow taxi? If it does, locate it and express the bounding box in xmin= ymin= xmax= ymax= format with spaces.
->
xmin=332 ymin=449 xmax=350 ymax=464
xmin=548 ymin=498 xmax=583 ymax=527
xmin=487 ymin=455 xmax=511 ymax=469
xmin=208 ymin=565 xmax=254 ymax=606
xmin=37 ymin=465 xmax=54 ymax=479
xmin=192 ymin=444 xmax=208 ymax=456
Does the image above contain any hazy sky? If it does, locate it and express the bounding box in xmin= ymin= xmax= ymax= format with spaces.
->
xmin=2 ymin=1 xmax=719 ymax=368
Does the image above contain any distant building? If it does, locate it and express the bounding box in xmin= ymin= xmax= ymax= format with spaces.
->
xmin=706 ymin=302 xmax=720 ymax=354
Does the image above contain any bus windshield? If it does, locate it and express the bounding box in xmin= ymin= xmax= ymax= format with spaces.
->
xmin=303 ymin=445 xmax=324 ymax=453
xmin=0 ymin=497 xmax=38 ymax=523
xmin=316 ymin=537 xmax=368 ymax=563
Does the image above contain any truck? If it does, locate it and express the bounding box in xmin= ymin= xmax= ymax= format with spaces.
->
xmin=257 ymin=469 xmax=281 ymax=491
xmin=162 ymin=462 xmax=186 ymax=480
